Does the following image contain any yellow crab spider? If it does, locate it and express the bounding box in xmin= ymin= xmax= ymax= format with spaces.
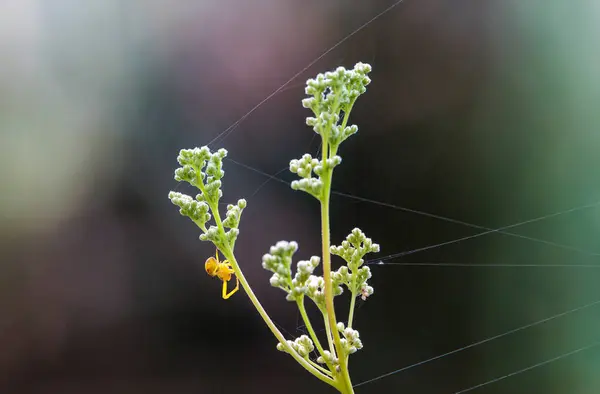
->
xmin=204 ymin=248 xmax=239 ymax=299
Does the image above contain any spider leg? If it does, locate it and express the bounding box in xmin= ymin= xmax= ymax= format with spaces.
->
xmin=222 ymin=275 xmax=239 ymax=299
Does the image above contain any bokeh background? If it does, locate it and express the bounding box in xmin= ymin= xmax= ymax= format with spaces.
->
xmin=1 ymin=0 xmax=599 ymax=393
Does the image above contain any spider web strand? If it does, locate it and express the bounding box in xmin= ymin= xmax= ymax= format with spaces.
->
xmin=453 ymin=340 xmax=600 ymax=393
xmin=206 ymin=0 xmax=406 ymax=148
xmin=352 ymin=298 xmax=600 ymax=388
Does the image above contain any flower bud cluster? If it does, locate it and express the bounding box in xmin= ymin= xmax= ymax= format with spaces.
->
xmin=359 ymin=284 xmax=374 ymax=301
xmin=289 ymin=154 xmax=324 ymax=199
xmin=316 ymin=350 xmax=339 ymax=367
xmin=328 ymin=123 xmax=359 ymax=150
xmin=332 ymin=266 xmax=373 ymax=301
xmin=302 ymin=63 xmax=372 ymax=119
xmin=301 ymin=63 xmax=372 ymax=148
xmin=199 ymin=225 xmax=220 ymax=244
xmin=305 ymin=112 xmax=339 ymax=137
xmin=288 ymin=256 xmax=320 ymax=301
xmin=168 ymin=192 xmax=211 ymax=227
xmin=276 ymin=335 xmax=315 ymax=358
xmin=331 ymin=228 xmax=380 ymax=268
xmin=221 ymin=199 xmax=247 ymax=247
xmin=262 ymin=242 xmax=325 ymax=302
xmin=262 ymin=241 xmax=296 ymax=295
xmin=169 ymin=146 xmax=247 ymax=253
xmin=306 ymin=274 xmax=344 ymax=311
xmin=289 ymin=154 xmax=342 ymax=199
xmin=332 ymin=264 xmax=374 ymax=296
xmin=331 ymin=266 xmax=351 ymax=293
xmin=292 ymin=64 xmax=371 ymax=200
xmin=336 ymin=322 xmax=363 ymax=355
xmin=331 ymin=227 xmax=379 ymax=300
xmin=174 ymin=147 xmax=227 ymax=203
xmin=290 ymin=154 xmax=320 ymax=178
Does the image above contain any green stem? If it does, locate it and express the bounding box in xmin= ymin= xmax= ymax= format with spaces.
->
xmin=347 ymin=293 xmax=357 ymax=328
xmin=193 ymin=220 xmax=207 ymax=233
xmin=345 ymin=292 xmax=358 ymax=369
xmin=297 ymin=297 xmax=335 ymax=373
xmin=222 ymin=251 xmax=338 ymax=389
xmin=321 ymin=169 xmax=354 ymax=394
xmin=307 ymin=357 xmax=333 ymax=377
xmin=341 ymin=102 xmax=354 ymax=130
xmin=209 ymin=201 xmax=225 ymax=230
xmin=347 ymin=265 xmax=358 ymax=329
xmin=317 ymin=98 xmax=357 ymax=393
xmin=321 ymin=309 xmax=336 ymax=359
xmin=205 ymin=200 xmax=338 ymax=390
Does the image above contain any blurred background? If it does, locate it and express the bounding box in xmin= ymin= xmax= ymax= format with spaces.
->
xmin=1 ymin=0 xmax=599 ymax=393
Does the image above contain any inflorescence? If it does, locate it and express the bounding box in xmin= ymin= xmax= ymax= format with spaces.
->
xmin=167 ymin=62 xmax=378 ymax=394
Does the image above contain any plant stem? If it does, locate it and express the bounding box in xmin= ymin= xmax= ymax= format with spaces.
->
xmin=345 ymin=292 xmax=358 ymax=369
xmin=320 ymin=168 xmax=355 ymax=394
xmin=307 ymin=358 xmax=333 ymax=377
xmin=321 ymin=309 xmax=336 ymax=358
xmin=347 ymin=263 xmax=358 ymax=329
xmin=297 ymin=297 xmax=335 ymax=372
xmin=347 ymin=293 xmax=357 ymax=328
xmin=222 ymin=251 xmax=338 ymax=389
xmin=207 ymin=202 xmax=339 ymax=390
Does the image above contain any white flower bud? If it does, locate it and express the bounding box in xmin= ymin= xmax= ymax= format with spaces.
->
xmin=269 ymin=275 xmax=280 ymax=287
